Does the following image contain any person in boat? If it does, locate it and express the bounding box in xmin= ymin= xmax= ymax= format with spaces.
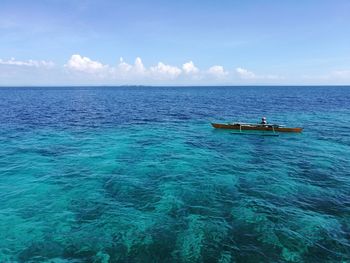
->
xmin=260 ymin=117 xmax=267 ymax=125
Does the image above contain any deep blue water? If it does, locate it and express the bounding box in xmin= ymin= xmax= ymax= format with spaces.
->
xmin=0 ymin=86 xmax=349 ymax=262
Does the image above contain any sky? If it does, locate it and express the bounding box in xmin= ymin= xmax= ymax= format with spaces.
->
xmin=1 ymin=0 xmax=350 ymax=86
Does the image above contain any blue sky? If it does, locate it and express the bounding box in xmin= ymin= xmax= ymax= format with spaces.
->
xmin=1 ymin=0 xmax=350 ymax=85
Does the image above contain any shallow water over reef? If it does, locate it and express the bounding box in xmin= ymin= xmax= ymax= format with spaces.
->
xmin=0 ymin=86 xmax=349 ymax=262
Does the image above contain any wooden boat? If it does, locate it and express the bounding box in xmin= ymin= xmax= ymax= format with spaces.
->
xmin=211 ymin=123 xmax=303 ymax=133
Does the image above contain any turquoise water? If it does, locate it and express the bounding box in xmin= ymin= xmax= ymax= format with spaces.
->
xmin=0 ymin=86 xmax=349 ymax=262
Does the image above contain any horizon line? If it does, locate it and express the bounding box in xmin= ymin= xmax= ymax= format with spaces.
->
xmin=0 ymin=84 xmax=350 ymax=88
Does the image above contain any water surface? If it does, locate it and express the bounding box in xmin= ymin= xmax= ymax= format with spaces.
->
xmin=0 ymin=86 xmax=349 ymax=262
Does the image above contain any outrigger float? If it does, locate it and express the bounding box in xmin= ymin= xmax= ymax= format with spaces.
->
xmin=211 ymin=122 xmax=303 ymax=133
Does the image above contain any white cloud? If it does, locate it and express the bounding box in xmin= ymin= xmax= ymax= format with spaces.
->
xmin=182 ymin=61 xmax=199 ymax=75
xmin=150 ymin=62 xmax=182 ymax=79
xmin=0 ymin=58 xmax=54 ymax=68
xmin=1 ymin=54 xmax=289 ymax=85
xmin=65 ymin=54 xmax=107 ymax=74
xmin=65 ymin=54 xmax=182 ymax=81
xmin=115 ymin=57 xmax=147 ymax=79
xmin=236 ymin=67 xmax=281 ymax=81
xmin=117 ymin=57 xmax=132 ymax=73
xmin=134 ymin=57 xmax=146 ymax=74
xmin=236 ymin=67 xmax=256 ymax=79
xmin=207 ymin=65 xmax=228 ymax=78
xmin=62 ymin=54 xmax=284 ymax=84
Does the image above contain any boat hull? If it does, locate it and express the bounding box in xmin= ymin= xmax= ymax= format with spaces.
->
xmin=211 ymin=123 xmax=303 ymax=133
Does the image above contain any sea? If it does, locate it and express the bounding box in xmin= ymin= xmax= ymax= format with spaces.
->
xmin=0 ymin=86 xmax=349 ymax=262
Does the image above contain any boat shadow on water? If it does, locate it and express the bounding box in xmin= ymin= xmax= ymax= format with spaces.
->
xmin=212 ymin=128 xmax=282 ymax=137
xmin=231 ymin=131 xmax=280 ymax=136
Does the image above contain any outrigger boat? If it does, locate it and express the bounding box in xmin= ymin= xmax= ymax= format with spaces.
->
xmin=211 ymin=122 xmax=303 ymax=133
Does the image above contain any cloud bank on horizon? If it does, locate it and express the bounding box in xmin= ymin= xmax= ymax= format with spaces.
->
xmin=64 ymin=54 xmax=269 ymax=82
xmin=1 ymin=0 xmax=350 ymax=85
xmin=1 ymin=54 xmax=349 ymax=85
xmin=0 ymin=54 xmax=284 ymax=85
